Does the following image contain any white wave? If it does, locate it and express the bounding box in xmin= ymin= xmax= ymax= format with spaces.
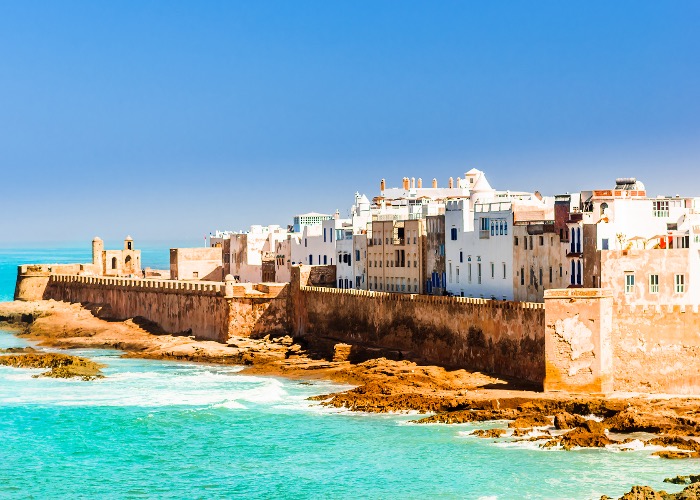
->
xmin=209 ymin=400 xmax=247 ymax=410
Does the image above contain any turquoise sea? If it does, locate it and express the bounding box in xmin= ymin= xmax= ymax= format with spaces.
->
xmin=0 ymin=245 xmax=698 ymax=499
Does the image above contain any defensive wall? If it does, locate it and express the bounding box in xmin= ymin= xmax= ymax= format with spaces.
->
xmin=15 ymin=265 xmax=288 ymax=342
xmin=13 ymin=264 xmax=700 ymax=394
xmin=290 ymin=267 xmax=545 ymax=384
xmin=544 ymin=288 xmax=700 ymax=395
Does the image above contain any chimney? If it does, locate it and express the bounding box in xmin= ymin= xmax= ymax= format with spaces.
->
xmin=380 ymin=178 xmax=386 ymax=191
xmin=403 ymin=177 xmax=410 ymax=190
xmin=432 ymin=178 xmax=437 ymax=188
xmin=448 ymin=177 xmax=454 ymax=189
xmin=457 ymin=176 xmax=461 ymax=188
xmin=417 ymin=178 xmax=422 ymax=188
xmin=411 ymin=177 xmax=416 ymax=189
xmin=334 ymin=210 xmax=340 ymax=219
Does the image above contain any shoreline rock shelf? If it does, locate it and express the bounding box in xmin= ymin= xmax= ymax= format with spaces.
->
xmin=0 ymin=350 xmax=105 ymax=380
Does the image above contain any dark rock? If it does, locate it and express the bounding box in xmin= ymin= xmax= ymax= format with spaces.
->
xmin=471 ymin=428 xmax=506 ymax=439
xmin=554 ymin=412 xmax=586 ymax=429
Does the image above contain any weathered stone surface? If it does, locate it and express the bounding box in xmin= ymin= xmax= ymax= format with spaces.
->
xmin=554 ymin=412 xmax=587 ymax=429
xmin=470 ymin=428 xmax=506 ymax=439
xmin=0 ymin=352 xmax=104 ymax=380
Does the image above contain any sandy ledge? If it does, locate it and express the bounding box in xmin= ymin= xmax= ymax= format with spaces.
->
xmin=2 ymin=299 xmax=700 ymax=499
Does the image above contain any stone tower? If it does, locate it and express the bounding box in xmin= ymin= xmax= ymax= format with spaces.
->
xmin=92 ymin=237 xmax=104 ymax=275
xmin=124 ymin=235 xmax=133 ymax=251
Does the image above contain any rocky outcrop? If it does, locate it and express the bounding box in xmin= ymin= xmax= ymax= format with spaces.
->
xmin=608 ymin=483 xmax=700 ymax=500
xmin=0 ymin=350 xmax=104 ymax=380
xmin=665 ymin=476 xmax=700 ymax=485
xmin=471 ymin=428 xmax=507 ymax=439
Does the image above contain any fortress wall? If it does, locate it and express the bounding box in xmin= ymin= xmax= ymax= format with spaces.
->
xmin=45 ymin=275 xmax=229 ymax=342
xmin=544 ymin=289 xmax=700 ymax=394
xmin=291 ymin=268 xmax=545 ymax=384
xmin=227 ymin=287 xmax=290 ymax=339
xmin=612 ymin=304 xmax=700 ymax=394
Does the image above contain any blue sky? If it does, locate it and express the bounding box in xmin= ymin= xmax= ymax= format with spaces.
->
xmin=1 ymin=1 xmax=698 ymax=243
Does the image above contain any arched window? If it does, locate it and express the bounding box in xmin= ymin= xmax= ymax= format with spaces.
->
xmin=112 ymin=257 xmax=117 ymax=270
xmin=600 ymin=202 xmax=608 ymax=217
xmin=570 ymin=228 xmax=576 ymax=253
xmin=576 ymin=228 xmax=581 ymax=253
xmin=125 ymin=255 xmax=132 ymax=268
xmin=577 ymin=260 xmax=582 ymax=285
xmin=571 ymin=260 xmax=576 ymax=285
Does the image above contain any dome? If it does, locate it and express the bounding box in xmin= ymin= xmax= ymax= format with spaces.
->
xmin=125 ymin=235 xmax=133 ymax=241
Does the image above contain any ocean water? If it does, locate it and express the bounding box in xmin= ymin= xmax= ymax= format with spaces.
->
xmin=1 ymin=247 xmax=699 ymax=499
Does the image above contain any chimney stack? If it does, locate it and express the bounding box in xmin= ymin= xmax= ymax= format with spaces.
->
xmin=411 ymin=177 xmax=416 ymax=189
xmin=432 ymin=178 xmax=437 ymax=188
xmin=417 ymin=178 xmax=422 ymax=188
xmin=380 ymin=178 xmax=386 ymax=191
xmin=403 ymin=177 xmax=410 ymax=190
xmin=448 ymin=177 xmax=454 ymax=189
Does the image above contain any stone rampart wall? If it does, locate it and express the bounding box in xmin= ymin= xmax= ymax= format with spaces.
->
xmin=46 ymin=275 xmax=229 ymax=341
xmin=613 ymin=304 xmax=700 ymax=394
xmin=544 ymin=288 xmax=700 ymax=394
xmin=292 ymin=282 xmax=545 ymax=384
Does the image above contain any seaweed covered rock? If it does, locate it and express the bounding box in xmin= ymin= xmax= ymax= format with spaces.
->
xmin=0 ymin=352 xmax=105 ymax=380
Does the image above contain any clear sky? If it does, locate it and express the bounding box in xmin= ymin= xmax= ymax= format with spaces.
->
xmin=1 ymin=1 xmax=698 ymax=244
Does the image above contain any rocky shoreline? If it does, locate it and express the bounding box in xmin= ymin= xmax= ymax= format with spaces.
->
xmin=2 ymin=299 xmax=700 ymax=499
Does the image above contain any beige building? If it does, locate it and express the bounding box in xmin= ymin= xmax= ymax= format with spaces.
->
xmin=367 ymin=219 xmax=426 ymax=293
xmin=92 ymin=236 xmax=142 ymax=277
xmin=169 ymin=247 xmax=223 ymax=281
xmin=425 ymin=214 xmax=446 ymax=295
xmin=512 ymin=222 xmax=568 ymax=302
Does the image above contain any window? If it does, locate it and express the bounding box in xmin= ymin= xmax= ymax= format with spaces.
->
xmin=459 ymin=251 xmax=463 ymax=263
xmin=490 ymin=262 xmax=495 ymax=279
xmin=539 ymin=236 xmax=544 ymax=246
xmin=524 ymin=237 xmax=528 ymax=250
xmin=539 ymin=268 xmax=543 ymax=286
xmin=324 ymin=255 xmax=328 ymax=265
xmin=468 ymin=263 xmax=472 ymax=283
xmin=309 ymin=255 xmax=313 ymax=265
xmin=450 ymin=228 xmax=458 ymax=240
xmin=602 ymin=238 xmax=609 ymax=250
xmin=649 ymin=274 xmax=659 ymax=294
xmin=356 ymin=250 xmax=360 ymax=261
xmin=477 ymin=263 xmax=482 ymax=284
xmin=549 ymin=266 xmax=553 ymax=283
xmin=305 ymin=238 xmax=308 ymax=248
xmin=653 ymin=200 xmax=669 ymax=218
xmin=490 ymin=222 xmax=495 ymax=236
xmin=449 ymin=263 xmax=453 ymax=283
xmin=625 ymin=273 xmax=635 ymax=293
xmin=456 ymin=267 xmax=460 ymax=283
xmin=193 ymin=271 xmax=199 ymax=278
xmin=520 ymin=267 xmax=525 ymax=286
xmin=480 ymin=218 xmax=489 ymax=230
xmin=514 ymin=237 xmax=519 ymax=246
xmin=530 ymin=236 xmax=534 ymax=250
xmin=503 ymin=263 xmax=506 ymax=279
xmin=323 ymin=229 xmax=327 ymax=242
xmin=675 ymin=274 xmax=685 ymax=293
xmin=559 ymin=265 xmax=563 ymax=278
